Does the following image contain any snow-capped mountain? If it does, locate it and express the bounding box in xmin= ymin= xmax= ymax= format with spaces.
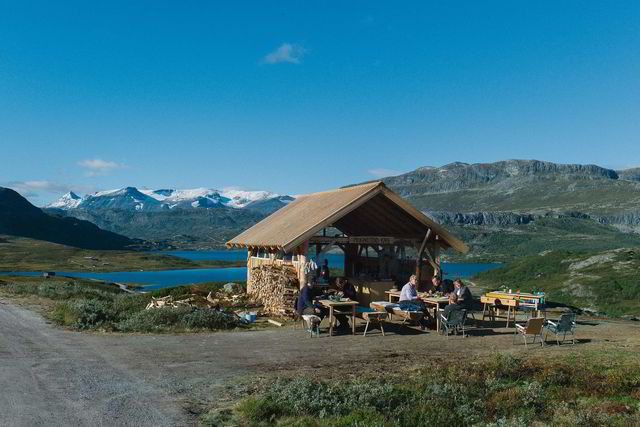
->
xmin=47 ymin=191 xmax=83 ymax=209
xmin=46 ymin=186 xmax=294 ymax=212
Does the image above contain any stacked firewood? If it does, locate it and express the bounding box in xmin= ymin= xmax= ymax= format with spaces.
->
xmin=249 ymin=264 xmax=299 ymax=316
xmin=145 ymin=292 xmax=243 ymax=310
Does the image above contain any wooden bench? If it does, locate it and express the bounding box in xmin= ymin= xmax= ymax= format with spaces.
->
xmin=358 ymin=310 xmax=388 ymax=336
xmin=370 ymin=301 xmax=424 ymax=326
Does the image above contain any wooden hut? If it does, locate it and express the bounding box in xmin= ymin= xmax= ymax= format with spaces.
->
xmin=227 ymin=182 xmax=468 ymax=306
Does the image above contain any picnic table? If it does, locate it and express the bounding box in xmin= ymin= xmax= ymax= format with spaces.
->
xmin=485 ymin=291 xmax=545 ymax=317
xmin=318 ymin=299 xmax=357 ymax=336
xmin=384 ymin=290 xmax=449 ymax=331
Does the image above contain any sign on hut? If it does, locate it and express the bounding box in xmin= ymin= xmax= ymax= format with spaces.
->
xmin=227 ymin=182 xmax=468 ymax=309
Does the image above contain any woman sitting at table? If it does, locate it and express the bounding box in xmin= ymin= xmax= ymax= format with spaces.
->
xmin=453 ymin=279 xmax=473 ymax=310
xmin=399 ymin=274 xmax=431 ymax=329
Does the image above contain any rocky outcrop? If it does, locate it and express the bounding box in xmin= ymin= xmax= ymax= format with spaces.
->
xmin=617 ymin=168 xmax=640 ymax=182
xmin=384 ymin=159 xmax=619 ymax=196
xmin=426 ymin=211 xmax=537 ymax=226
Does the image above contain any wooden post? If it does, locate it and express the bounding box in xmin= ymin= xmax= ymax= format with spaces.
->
xmin=247 ymin=247 xmax=257 ymax=293
xmin=415 ymin=229 xmax=432 ymax=291
xmin=298 ymin=242 xmax=309 ymax=289
xmin=433 ymin=240 xmax=441 ymax=278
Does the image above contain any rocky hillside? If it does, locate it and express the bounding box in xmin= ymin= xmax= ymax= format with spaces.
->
xmin=383 ymin=160 xmax=640 ymax=216
xmin=0 ymin=187 xmax=135 ymax=250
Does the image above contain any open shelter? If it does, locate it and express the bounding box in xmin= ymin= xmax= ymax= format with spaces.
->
xmin=227 ymin=182 xmax=468 ymax=306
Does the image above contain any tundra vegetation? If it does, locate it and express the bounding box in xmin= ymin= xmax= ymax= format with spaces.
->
xmin=0 ymin=277 xmax=251 ymax=332
xmin=203 ymin=352 xmax=640 ymax=427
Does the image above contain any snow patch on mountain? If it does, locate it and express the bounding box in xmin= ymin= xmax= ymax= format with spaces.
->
xmin=47 ymin=186 xmax=294 ymax=211
xmin=48 ymin=191 xmax=82 ymax=209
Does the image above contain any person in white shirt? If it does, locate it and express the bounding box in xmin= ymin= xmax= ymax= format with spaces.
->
xmin=399 ymin=274 xmax=419 ymax=301
xmin=398 ymin=274 xmax=431 ymax=329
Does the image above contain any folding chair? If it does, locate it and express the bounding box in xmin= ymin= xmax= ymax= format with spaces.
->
xmin=439 ymin=309 xmax=467 ymax=338
xmin=301 ymin=314 xmax=321 ymax=337
xmin=513 ymin=317 xmax=545 ymax=348
xmin=544 ymin=312 xmax=576 ymax=345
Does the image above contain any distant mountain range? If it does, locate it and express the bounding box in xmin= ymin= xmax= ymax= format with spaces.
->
xmin=5 ymin=159 xmax=640 ymax=255
xmin=47 ymin=187 xmax=294 ymax=212
xmin=0 ymin=187 xmax=135 ymax=250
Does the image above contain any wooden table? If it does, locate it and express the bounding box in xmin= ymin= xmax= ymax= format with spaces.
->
xmin=485 ymin=291 xmax=544 ymax=317
xmin=422 ymin=296 xmax=450 ymax=332
xmin=318 ymin=299 xmax=357 ymax=336
xmin=384 ymin=290 xmax=449 ymax=331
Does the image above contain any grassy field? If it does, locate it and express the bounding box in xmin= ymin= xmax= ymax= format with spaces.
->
xmin=0 ymin=276 xmax=254 ymax=333
xmin=203 ymin=350 xmax=640 ymax=426
xmin=0 ymin=235 xmax=243 ymax=272
xmin=472 ymin=248 xmax=640 ymax=317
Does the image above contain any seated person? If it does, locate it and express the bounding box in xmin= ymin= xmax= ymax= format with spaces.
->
xmin=399 ymin=274 xmax=431 ymax=329
xmin=442 ymin=293 xmax=463 ymax=320
xmin=328 ymin=277 xmax=353 ymax=330
xmin=442 ymin=279 xmax=455 ymax=294
xmin=431 ymin=275 xmax=454 ymax=294
xmin=335 ymin=277 xmax=357 ymax=300
xmin=453 ymin=279 xmax=473 ymax=310
xmin=430 ymin=275 xmax=441 ymax=292
xmin=296 ymin=282 xmax=326 ymax=319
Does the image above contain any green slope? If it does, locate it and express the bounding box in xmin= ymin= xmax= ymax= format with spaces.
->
xmin=473 ymin=248 xmax=640 ymax=316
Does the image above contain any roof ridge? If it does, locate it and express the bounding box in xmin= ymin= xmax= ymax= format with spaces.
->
xmin=295 ymin=181 xmax=383 ymax=198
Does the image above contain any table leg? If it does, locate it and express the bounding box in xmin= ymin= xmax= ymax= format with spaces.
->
xmin=329 ymin=306 xmax=334 ymax=336
xmin=352 ymin=305 xmax=355 ymax=335
xmin=435 ymin=303 xmax=440 ymax=332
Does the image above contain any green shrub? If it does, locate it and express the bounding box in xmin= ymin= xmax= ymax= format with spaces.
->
xmin=116 ymin=306 xmax=192 ymax=332
xmin=181 ymin=309 xmax=238 ymax=330
xmin=52 ymin=298 xmax=117 ymax=329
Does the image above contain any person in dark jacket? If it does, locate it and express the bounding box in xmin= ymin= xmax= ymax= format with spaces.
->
xmin=442 ymin=293 xmax=463 ymax=319
xmin=453 ymin=279 xmax=473 ymax=310
xmin=296 ymin=283 xmax=326 ymax=319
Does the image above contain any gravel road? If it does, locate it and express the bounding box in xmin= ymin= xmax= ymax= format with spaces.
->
xmin=2 ymin=298 xmax=638 ymax=426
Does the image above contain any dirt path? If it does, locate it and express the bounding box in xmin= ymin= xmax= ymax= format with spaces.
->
xmin=1 ymin=299 xmax=639 ymax=426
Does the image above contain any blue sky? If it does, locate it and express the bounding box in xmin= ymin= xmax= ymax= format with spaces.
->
xmin=1 ymin=1 xmax=639 ymax=205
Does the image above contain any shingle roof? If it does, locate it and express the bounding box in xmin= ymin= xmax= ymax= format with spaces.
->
xmin=226 ymin=182 xmax=468 ymax=253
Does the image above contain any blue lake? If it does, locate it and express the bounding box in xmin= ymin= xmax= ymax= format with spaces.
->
xmin=2 ymin=251 xmax=500 ymax=290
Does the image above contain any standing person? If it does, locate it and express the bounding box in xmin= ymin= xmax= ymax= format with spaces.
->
xmin=320 ymin=259 xmax=330 ymax=283
xmin=453 ymin=279 xmax=473 ymax=310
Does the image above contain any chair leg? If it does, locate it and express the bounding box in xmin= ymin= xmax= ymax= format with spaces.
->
xmin=523 ymin=334 xmax=528 ymax=349
xmin=363 ymin=320 xmax=370 ymax=337
xmin=380 ymin=321 xmax=385 ymax=337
